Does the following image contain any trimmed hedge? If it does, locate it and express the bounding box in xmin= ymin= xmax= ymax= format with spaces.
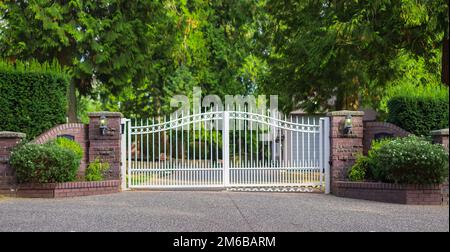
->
xmin=387 ymin=96 xmax=449 ymax=136
xmin=10 ymin=143 xmax=79 ymax=183
xmin=0 ymin=60 xmax=69 ymax=140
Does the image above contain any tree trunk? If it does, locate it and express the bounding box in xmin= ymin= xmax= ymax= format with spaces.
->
xmin=335 ymin=77 xmax=360 ymax=111
xmin=67 ymin=79 xmax=78 ymax=123
xmin=57 ymin=46 xmax=78 ymax=122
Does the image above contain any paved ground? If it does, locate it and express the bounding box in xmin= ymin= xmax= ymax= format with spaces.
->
xmin=0 ymin=191 xmax=448 ymax=232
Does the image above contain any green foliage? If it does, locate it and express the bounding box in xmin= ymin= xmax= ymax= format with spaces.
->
xmin=387 ymin=96 xmax=449 ymax=136
xmin=370 ymin=136 xmax=449 ymax=184
xmin=0 ymin=1 xmax=173 ymax=118
xmin=261 ymin=0 xmax=448 ymax=113
xmin=366 ymin=138 xmax=392 ymax=180
xmin=85 ymin=158 xmax=110 ymax=182
xmin=10 ymin=143 xmax=79 ymax=183
xmin=348 ymin=155 xmax=369 ymax=182
xmin=0 ymin=59 xmax=66 ymax=75
xmin=77 ymin=94 xmax=103 ymax=124
xmin=376 ymin=50 xmax=448 ymax=115
xmin=348 ymin=138 xmax=393 ymax=181
xmin=0 ymin=1 xmax=266 ymax=118
xmin=1 ymin=1 xmax=448 ymax=117
xmin=369 ymin=138 xmax=393 ymax=155
xmin=0 ymin=59 xmax=69 ymax=139
xmin=53 ymin=138 xmax=83 ymax=161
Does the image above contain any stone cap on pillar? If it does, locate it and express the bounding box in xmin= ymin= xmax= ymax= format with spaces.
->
xmin=88 ymin=112 xmax=123 ymax=118
xmin=326 ymin=110 xmax=365 ymax=117
xmin=0 ymin=131 xmax=26 ymax=139
xmin=430 ymin=128 xmax=449 ymax=136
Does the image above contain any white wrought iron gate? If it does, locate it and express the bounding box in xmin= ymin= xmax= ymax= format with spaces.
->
xmin=121 ymin=109 xmax=330 ymax=193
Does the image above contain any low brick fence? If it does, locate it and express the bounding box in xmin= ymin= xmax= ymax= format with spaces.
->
xmin=334 ymin=181 xmax=446 ymax=205
xmin=3 ymin=180 xmax=120 ymax=198
xmin=0 ymin=112 xmax=124 ymax=198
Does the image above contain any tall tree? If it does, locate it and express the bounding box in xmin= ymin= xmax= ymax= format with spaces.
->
xmin=0 ymin=0 xmax=168 ymax=121
xmin=100 ymin=0 xmax=267 ymax=117
xmin=261 ymin=0 xmax=448 ymax=113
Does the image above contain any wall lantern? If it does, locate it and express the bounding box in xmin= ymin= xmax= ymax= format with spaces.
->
xmin=343 ymin=114 xmax=353 ymax=135
xmin=99 ymin=115 xmax=108 ymax=135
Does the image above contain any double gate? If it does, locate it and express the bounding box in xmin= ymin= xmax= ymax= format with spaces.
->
xmin=121 ymin=110 xmax=330 ymax=193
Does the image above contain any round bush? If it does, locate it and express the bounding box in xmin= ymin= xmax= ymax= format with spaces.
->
xmin=53 ymin=137 xmax=83 ymax=160
xmin=371 ymin=136 xmax=449 ymax=184
xmin=10 ymin=143 xmax=79 ymax=183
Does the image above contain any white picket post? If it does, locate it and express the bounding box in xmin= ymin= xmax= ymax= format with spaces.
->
xmin=127 ymin=119 xmax=132 ymax=189
xmin=222 ymin=111 xmax=230 ymax=187
xmin=120 ymin=118 xmax=127 ymax=190
xmin=323 ymin=117 xmax=331 ymax=194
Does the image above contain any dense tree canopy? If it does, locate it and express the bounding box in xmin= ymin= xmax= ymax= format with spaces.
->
xmin=261 ymin=0 xmax=448 ymax=113
xmin=0 ymin=0 xmax=172 ymax=120
xmin=0 ymin=0 xmax=448 ymax=118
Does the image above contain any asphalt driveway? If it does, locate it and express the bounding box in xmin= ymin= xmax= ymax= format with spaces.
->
xmin=0 ymin=191 xmax=448 ymax=232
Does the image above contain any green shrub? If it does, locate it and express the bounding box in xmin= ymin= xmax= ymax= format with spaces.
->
xmin=348 ymin=155 xmax=369 ymax=181
xmin=370 ymin=136 xmax=449 ymax=184
xmin=367 ymin=138 xmax=393 ymax=176
xmin=348 ymin=138 xmax=392 ymax=181
xmin=85 ymin=158 xmax=110 ymax=181
xmin=53 ymin=138 xmax=83 ymax=160
xmin=10 ymin=143 xmax=79 ymax=183
xmin=0 ymin=60 xmax=69 ymax=140
xmin=387 ymin=96 xmax=449 ymax=136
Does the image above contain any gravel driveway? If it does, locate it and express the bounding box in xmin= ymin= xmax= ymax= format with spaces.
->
xmin=0 ymin=191 xmax=448 ymax=232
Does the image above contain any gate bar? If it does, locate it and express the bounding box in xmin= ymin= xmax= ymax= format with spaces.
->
xmin=222 ymin=111 xmax=230 ymax=186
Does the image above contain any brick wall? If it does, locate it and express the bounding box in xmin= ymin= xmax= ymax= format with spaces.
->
xmin=363 ymin=121 xmax=411 ymax=154
xmin=0 ymin=132 xmax=26 ymax=190
xmin=326 ymin=111 xmax=364 ymax=193
xmin=32 ymin=123 xmax=89 ymax=176
xmin=13 ymin=180 xmax=120 ymax=198
xmin=431 ymin=129 xmax=449 ymax=151
xmin=430 ymin=128 xmax=449 ymax=205
xmin=334 ymin=182 xmax=444 ymax=205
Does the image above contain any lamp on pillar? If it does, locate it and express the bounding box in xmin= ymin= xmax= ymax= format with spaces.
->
xmin=343 ymin=114 xmax=353 ymax=135
xmin=99 ymin=115 xmax=108 ymax=135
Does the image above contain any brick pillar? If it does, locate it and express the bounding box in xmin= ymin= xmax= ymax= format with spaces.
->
xmin=326 ymin=110 xmax=364 ymax=193
xmin=431 ymin=128 xmax=449 ymax=205
xmin=431 ymin=128 xmax=449 ymax=151
xmin=88 ymin=112 xmax=123 ymax=180
xmin=0 ymin=131 xmax=26 ymax=187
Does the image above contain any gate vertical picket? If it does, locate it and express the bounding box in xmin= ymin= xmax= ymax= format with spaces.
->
xmin=222 ymin=111 xmax=230 ymax=187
